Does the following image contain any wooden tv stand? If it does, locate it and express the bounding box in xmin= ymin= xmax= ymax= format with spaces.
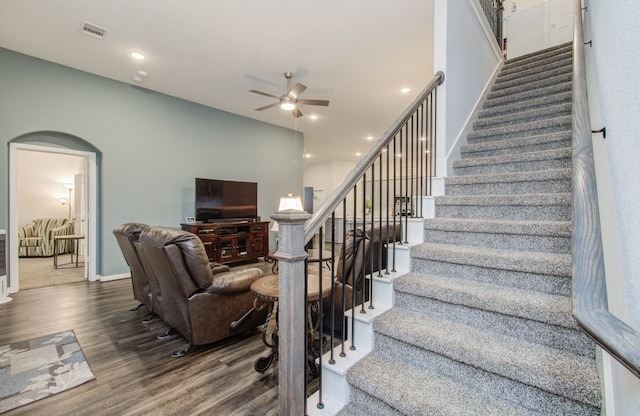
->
xmin=181 ymin=221 xmax=269 ymax=264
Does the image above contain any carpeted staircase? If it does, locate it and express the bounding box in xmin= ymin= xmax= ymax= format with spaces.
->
xmin=338 ymin=43 xmax=602 ymax=415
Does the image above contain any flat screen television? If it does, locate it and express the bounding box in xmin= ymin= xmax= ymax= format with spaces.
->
xmin=195 ymin=178 xmax=258 ymax=223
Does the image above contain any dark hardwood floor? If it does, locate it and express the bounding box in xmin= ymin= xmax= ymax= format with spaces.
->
xmin=0 ymin=279 xmax=282 ymax=416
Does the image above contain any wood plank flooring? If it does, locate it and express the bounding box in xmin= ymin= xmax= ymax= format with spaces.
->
xmin=0 ymin=279 xmax=283 ymax=416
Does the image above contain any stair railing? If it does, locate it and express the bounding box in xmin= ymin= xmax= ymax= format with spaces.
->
xmin=478 ymin=0 xmax=504 ymax=47
xmin=273 ymin=71 xmax=444 ymax=415
xmin=571 ymin=0 xmax=640 ymax=378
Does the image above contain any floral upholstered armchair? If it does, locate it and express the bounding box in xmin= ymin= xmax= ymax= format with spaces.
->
xmin=18 ymin=218 xmax=75 ymax=257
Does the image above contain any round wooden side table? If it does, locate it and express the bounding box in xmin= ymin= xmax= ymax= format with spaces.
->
xmin=250 ymin=273 xmax=332 ymax=375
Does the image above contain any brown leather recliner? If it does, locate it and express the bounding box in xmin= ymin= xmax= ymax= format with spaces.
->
xmin=113 ymin=223 xmax=156 ymax=315
xmin=139 ymin=226 xmax=267 ymax=356
xmin=322 ymin=224 xmax=401 ymax=333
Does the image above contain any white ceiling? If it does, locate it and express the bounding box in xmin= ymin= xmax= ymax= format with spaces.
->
xmin=0 ymin=0 xmax=435 ymax=165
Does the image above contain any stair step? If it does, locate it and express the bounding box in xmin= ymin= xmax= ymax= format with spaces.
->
xmin=492 ymin=62 xmax=572 ymax=92
xmin=410 ymin=242 xmax=571 ymax=295
xmin=453 ymin=147 xmax=571 ymax=175
xmin=422 ymin=217 xmax=571 ymax=253
xmin=473 ymin=102 xmax=572 ymax=131
xmin=411 ymin=242 xmax=571 ymax=277
xmin=461 ymin=131 xmax=571 ymax=158
xmin=445 ymin=168 xmax=571 ymax=196
xmin=483 ymin=82 xmax=572 ymax=110
xmin=503 ymin=42 xmax=572 ymax=66
xmin=394 ymin=273 xmax=594 ymax=357
xmin=435 ymin=193 xmax=571 ymax=222
xmin=478 ymin=91 xmax=572 ymax=119
xmin=374 ymin=309 xmax=601 ymax=409
xmin=488 ymin=72 xmax=573 ymax=101
xmin=501 ymin=45 xmax=572 ymax=76
xmin=498 ymin=58 xmax=573 ymax=87
xmin=343 ymin=353 xmax=537 ymax=416
xmin=467 ymin=116 xmax=571 ymax=144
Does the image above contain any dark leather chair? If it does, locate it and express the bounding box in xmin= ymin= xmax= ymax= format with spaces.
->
xmin=113 ymin=223 xmax=158 ymax=317
xmin=139 ymin=226 xmax=267 ymax=356
xmin=322 ymin=224 xmax=401 ymax=333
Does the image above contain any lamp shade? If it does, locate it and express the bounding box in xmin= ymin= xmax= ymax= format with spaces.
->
xmin=278 ymin=193 xmax=303 ymax=211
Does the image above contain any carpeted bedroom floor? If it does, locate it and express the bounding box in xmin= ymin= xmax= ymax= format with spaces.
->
xmin=18 ymin=254 xmax=86 ymax=290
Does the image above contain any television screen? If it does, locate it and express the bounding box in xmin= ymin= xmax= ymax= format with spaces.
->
xmin=195 ymin=178 xmax=257 ymax=222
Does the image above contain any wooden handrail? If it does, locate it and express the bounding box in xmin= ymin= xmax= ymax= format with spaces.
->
xmin=571 ymin=0 xmax=640 ymax=378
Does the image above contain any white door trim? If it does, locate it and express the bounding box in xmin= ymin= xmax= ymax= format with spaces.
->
xmin=8 ymin=142 xmax=98 ymax=292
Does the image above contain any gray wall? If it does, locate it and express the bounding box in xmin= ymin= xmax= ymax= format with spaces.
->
xmin=584 ymin=1 xmax=640 ymax=413
xmin=0 ymin=48 xmax=303 ymax=277
xmin=434 ymin=0 xmax=503 ymax=176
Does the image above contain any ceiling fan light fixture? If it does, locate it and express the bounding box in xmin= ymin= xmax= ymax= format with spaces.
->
xmin=280 ymin=101 xmax=296 ymax=111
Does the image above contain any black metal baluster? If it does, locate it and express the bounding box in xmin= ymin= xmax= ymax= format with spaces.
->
xmin=378 ymin=154 xmax=383 ymax=277
xmin=340 ymin=200 xmax=348 ymax=357
xmin=350 ymin=186 xmax=357 ymax=351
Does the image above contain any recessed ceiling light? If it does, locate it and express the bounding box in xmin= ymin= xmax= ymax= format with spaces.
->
xmin=130 ymin=51 xmax=145 ymax=60
xmin=400 ymin=87 xmax=410 ymax=93
xmin=304 ymin=153 xmax=311 ymax=158
xmin=366 ymin=136 xmax=374 ymax=141
xmin=355 ymin=152 xmax=362 ymax=157
xmin=309 ymin=115 xmax=318 ymax=120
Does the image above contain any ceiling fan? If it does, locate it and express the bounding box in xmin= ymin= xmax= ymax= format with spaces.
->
xmin=249 ymin=72 xmax=329 ymax=118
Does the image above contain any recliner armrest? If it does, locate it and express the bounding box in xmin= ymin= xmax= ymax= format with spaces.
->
xmin=210 ymin=262 xmax=231 ymax=275
xmin=204 ymin=267 xmax=264 ymax=295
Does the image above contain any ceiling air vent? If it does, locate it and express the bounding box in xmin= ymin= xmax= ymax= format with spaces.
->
xmin=81 ymin=21 xmax=109 ymax=39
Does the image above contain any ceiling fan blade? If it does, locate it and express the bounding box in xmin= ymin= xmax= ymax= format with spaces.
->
xmin=288 ymin=83 xmax=307 ymax=99
xmin=293 ymin=107 xmax=303 ymax=118
xmin=249 ymin=90 xmax=280 ymax=100
xmin=255 ymin=102 xmax=280 ymax=111
xmin=296 ymin=99 xmax=330 ymax=107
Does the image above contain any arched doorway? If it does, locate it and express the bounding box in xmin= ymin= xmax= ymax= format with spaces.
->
xmin=8 ymin=132 xmax=101 ymax=293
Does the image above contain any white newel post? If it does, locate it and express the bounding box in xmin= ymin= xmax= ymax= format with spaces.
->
xmin=271 ymin=209 xmax=311 ymax=416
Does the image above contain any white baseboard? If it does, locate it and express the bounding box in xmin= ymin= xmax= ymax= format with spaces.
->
xmin=98 ymin=273 xmax=130 ymax=282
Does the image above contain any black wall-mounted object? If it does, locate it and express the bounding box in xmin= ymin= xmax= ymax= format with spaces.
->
xmin=195 ymin=178 xmax=258 ymax=223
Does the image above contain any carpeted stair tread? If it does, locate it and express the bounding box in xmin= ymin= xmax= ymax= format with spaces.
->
xmin=454 ymin=147 xmax=570 ymax=170
xmin=503 ymin=42 xmax=572 ymax=66
xmin=499 ymin=52 xmax=572 ymax=79
xmin=436 ymin=192 xmax=571 ymax=207
xmin=374 ymin=309 xmax=601 ymax=408
xmin=473 ymin=102 xmax=572 ymax=131
xmin=497 ymin=58 xmax=572 ymax=87
xmin=487 ymin=72 xmax=572 ymax=100
xmin=467 ymin=116 xmax=571 ymax=143
xmin=422 ymin=217 xmax=571 ymax=253
xmin=500 ymin=45 xmax=572 ymax=75
xmin=461 ymin=131 xmax=571 ymax=157
xmin=478 ymin=91 xmax=572 ymax=119
xmin=337 ymin=389 xmax=402 ymax=416
xmin=492 ymin=63 xmax=572 ymax=92
xmin=394 ymin=272 xmax=574 ymax=328
xmin=344 ymin=352 xmax=537 ymax=416
xmin=411 ymin=242 xmax=571 ymax=277
xmin=435 ymin=193 xmax=571 ymax=221
xmin=483 ymin=81 xmax=572 ymax=109
xmin=446 ymin=168 xmax=570 ymax=187
xmin=423 ymin=217 xmax=571 ymax=238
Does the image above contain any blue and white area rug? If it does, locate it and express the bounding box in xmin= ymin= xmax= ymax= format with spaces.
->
xmin=0 ymin=330 xmax=95 ymax=413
